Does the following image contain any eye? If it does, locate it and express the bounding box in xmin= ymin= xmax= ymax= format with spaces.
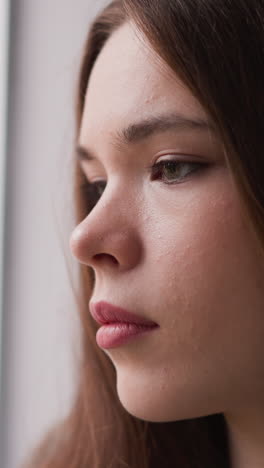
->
xmin=149 ymin=158 xmax=209 ymax=184
xmin=80 ymin=180 xmax=106 ymax=211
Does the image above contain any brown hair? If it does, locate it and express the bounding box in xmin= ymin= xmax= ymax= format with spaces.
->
xmin=23 ymin=1 xmax=264 ymax=467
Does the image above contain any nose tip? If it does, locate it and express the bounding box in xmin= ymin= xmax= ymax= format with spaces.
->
xmin=68 ymin=191 xmax=143 ymax=271
xmin=69 ymin=227 xmax=83 ymax=259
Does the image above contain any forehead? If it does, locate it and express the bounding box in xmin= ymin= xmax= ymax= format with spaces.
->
xmin=80 ymin=22 xmax=208 ymax=144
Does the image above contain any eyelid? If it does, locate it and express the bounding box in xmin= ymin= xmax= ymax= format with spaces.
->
xmin=81 ymin=167 xmax=106 ymax=184
xmin=150 ymin=152 xmax=208 ymax=166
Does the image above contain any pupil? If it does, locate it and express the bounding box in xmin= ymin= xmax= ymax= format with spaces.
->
xmin=164 ymin=161 xmax=180 ymax=178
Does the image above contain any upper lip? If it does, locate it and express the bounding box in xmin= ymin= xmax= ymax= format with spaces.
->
xmin=90 ymin=300 xmax=159 ymax=327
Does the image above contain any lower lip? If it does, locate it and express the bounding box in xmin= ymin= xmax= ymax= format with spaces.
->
xmin=96 ymin=322 xmax=159 ymax=349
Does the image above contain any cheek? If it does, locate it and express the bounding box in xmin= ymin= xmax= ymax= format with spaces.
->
xmin=148 ymin=176 xmax=260 ymax=332
xmin=141 ymin=185 xmax=237 ymax=369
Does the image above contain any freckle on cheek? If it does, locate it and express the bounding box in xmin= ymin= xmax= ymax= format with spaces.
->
xmin=158 ymin=366 xmax=170 ymax=393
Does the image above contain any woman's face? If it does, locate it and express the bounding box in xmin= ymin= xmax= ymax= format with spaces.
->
xmin=69 ymin=22 xmax=264 ymax=422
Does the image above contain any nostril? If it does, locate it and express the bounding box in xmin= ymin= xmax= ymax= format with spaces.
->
xmin=94 ymin=253 xmax=118 ymax=265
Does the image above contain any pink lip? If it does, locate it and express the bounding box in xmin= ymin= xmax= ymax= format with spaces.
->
xmin=89 ymin=301 xmax=159 ymax=349
xmin=95 ymin=322 xmax=158 ymax=349
xmin=89 ymin=300 xmax=159 ymax=327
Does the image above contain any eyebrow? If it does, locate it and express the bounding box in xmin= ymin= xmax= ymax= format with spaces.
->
xmin=76 ymin=111 xmax=215 ymax=162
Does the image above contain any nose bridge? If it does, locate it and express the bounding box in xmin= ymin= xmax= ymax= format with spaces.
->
xmin=85 ymin=177 xmax=137 ymax=232
xmin=69 ymin=181 xmax=142 ymax=269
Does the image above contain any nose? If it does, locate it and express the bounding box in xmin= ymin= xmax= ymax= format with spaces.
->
xmin=69 ymin=186 xmax=143 ymax=273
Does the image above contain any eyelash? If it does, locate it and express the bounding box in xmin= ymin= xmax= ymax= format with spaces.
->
xmin=148 ymin=159 xmax=208 ymax=184
xmin=80 ymin=159 xmax=209 ymax=207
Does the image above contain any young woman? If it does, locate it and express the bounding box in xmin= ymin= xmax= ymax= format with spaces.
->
xmin=23 ymin=1 xmax=264 ymax=467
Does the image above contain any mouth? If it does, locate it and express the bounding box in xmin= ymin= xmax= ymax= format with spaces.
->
xmin=89 ymin=301 xmax=159 ymax=349
xmin=89 ymin=300 xmax=159 ymax=327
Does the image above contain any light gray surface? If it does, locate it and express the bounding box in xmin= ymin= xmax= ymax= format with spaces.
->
xmin=1 ymin=1 xmax=109 ymax=467
xmin=0 ymin=0 xmax=10 ymax=408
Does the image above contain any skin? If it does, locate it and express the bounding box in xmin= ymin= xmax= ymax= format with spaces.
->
xmin=69 ymin=22 xmax=264 ymax=468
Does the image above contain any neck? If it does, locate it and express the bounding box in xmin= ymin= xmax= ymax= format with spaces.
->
xmin=224 ymin=407 xmax=264 ymax=468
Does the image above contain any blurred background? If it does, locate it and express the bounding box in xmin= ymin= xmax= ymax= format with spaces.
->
xmin=0 ymin=1 xmax=108 ymax=466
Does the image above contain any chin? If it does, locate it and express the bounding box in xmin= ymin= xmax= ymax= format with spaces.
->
xmin=117 ymin=391 xmax=221 ymax=423
xmin=115 ymin=367 xmax=225 ymax=423
xmin=116 ymin=378 xmax=189 ymax=423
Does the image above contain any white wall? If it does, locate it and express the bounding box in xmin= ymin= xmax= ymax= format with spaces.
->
xmin=0 ymin=0 xmax=10 ymax=405
xmin=1 ymin=1 xmax=108 ymax=467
